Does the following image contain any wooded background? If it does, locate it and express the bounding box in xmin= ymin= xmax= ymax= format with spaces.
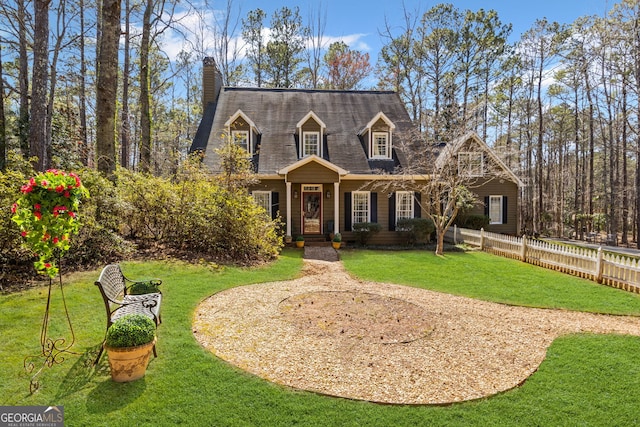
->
xmin=1 ymin=1 xmax=640 ymax=244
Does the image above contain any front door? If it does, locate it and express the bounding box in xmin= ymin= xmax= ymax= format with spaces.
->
xmin=302 ymin=185 xmax=322 ymax=234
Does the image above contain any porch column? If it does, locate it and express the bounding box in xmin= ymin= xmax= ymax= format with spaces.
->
xmin=333 ymin=181 xmax=340 ymax=234
xmin=286 ymin=181 xmax=292 ymax=236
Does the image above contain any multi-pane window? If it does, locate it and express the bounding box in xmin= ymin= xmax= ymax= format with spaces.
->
xmin=303 ymin=132 xmax=320 ymax=157
xmin=372 ymin=132 xmax=389 ymax=158
xmin=458 ymin=152 xmax=484 ymax=177
xmin=352 ymin=192 xmax=370 ymax=226
xmin=232 ymin=130 xmax=250 ymax=152
xmin=252 ymin=191 xmax=271 ymax=215
xmin=396 ymin=191 xmax=414 ymax=223
xmin=489 ymin=195 xmax=503 ymax=224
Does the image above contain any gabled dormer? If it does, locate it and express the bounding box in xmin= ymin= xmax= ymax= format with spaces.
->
xmin=358 ymin=112 xmax=395 ymax=160
xmin=296 ymin=111 xmax=326 ymax=158
xmin=225 ymin=109 xmax=259 ymax=154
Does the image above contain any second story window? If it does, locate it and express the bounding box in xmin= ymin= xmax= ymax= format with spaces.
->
xmin=232 ymin=130 xmax=250 ymax=152
xmin=458 ymin=152 xmax=484 ymax=177
xmin=303 ymin=131 xmax=320 ymax=157
xmin=372 ymin=132 xmax=390 ymax=158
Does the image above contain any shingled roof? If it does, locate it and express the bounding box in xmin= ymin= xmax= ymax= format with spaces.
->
xmin=190 ymin=87 xmax=418 ymax=175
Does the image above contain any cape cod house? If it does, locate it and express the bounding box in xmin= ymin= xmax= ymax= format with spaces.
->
xmin=190 ymin=58 xmax=523 ymax=244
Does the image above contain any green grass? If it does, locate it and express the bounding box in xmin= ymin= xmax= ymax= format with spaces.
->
xmin=1 ymin=248 xmax=640 ymax=426
xmin=340 ymin=249 xmax=640 ymax=315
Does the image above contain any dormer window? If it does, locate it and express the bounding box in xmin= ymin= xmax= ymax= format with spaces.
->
xmin=297 ymin=111 xmax=326 ymax=158
xmin=360 ymin=112 xmax=395 ymax=160
xmin=372 ymin=132 xmax=390 ymax=158
xmin=232 ymin=130 xmax=250 ymax=152
xmin=458 ymin=152 xmax=484 ymax=177
xmin=303 ymin=131 xmax=320 ymax=157
xmin=225 ymin=109 xmax=259 ymax=155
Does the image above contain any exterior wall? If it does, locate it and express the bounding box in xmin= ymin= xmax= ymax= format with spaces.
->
xmin=287 ymin=163 xmax=339 ymax=183
xmin=251 ymin=174 xmax=520 ymax=244
xmin=465 ymin=178 xmax=519 ymax=235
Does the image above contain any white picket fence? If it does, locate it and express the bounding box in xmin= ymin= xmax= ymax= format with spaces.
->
xmin=445 ymin=226 xmax=640 ymax=294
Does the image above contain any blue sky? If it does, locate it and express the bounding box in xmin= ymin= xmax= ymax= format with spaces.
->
xmin=230 ymin=0 xmax=610 ymax=60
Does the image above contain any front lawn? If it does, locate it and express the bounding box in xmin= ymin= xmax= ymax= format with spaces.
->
xmin=1 ymin=248 xmax=639 ymax=426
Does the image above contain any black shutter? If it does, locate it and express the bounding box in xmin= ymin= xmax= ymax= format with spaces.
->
xmin=502 ymin=196 xmax=508 ymax=224
xmin=371 ymin=193 xmax=378 ymax=223
xmin=484 ymin=196 xmax=490 ymax=217
xmin=271 ymin=192 xmax=279 ymax=220
xmin=389 ymin=193 xmax=396 ymax=231
xmin=414 ymin=192 xmax=421 ymax=218
xmin=344 ymin=192 xmax=352 ymax=231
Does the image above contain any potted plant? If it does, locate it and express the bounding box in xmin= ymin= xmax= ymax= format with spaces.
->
xmin=332 ymin=232 xmax=342 ymax=249
xmin=295 ymin=235 xmax=305 ymax=248
xmin=284 ymin=234 xmax=292 ymax=244
xmin=104 ymin=314 xmax=157 ymax=382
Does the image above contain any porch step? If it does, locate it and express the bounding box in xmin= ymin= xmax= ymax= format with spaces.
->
xmin=300 ymin=235 xmax=329 ymax=244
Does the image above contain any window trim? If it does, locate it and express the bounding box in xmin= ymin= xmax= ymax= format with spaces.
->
xmin=371 ymin=131 xmax=391 ymax=159
xmin=352 ymin=191 xmax=371 ymax=226
xmin=302 ymin=131 xmax=321 ymax=157
xmin=231 ymin=130 xmax=251 ymax=153
xmin=488 ymin=195 xmax=503 ymax=225
xmin=252 ymin=191 xmax=271 ymax=215
xmin=395 ymin=191 xmax=414 ymax=225
xmin=458 ymin=151 xmax=484 ymax=177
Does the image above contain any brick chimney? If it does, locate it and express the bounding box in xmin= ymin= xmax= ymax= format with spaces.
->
xmin=202 ymin=57 xmax=223 ymax=109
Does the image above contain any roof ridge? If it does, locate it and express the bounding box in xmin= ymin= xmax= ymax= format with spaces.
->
xmin=222 ymin=86 xmax=396 ymax=95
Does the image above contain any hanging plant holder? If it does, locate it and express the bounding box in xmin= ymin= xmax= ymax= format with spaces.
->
xmin=12 ymin=170 xmax=89 ymax=393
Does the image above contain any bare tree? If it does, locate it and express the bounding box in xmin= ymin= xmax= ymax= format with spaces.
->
xmin=305 ymin=2 xmax=327 ymax=89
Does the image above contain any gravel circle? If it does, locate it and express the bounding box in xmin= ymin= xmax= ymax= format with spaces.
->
xmin=193 ymin=260 xmax=640 ymax=404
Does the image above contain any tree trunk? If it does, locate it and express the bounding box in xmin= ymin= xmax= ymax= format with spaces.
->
xmin=0 ymin=40 xmax=6 ymax=171
xmin=138 ymin=0 xmax=153 ymax=173
xmin=18 ymin=0 xmax=30 ymax=157
xmin=96 ymin=0 xmax=121 ymax=176
xmin=29 ymin=0 xmax=51 ymax=171
xmin=79 ymin=0 xmax=89 ymax=166
xmin=121 ymin=0 xmax=131 ymax=169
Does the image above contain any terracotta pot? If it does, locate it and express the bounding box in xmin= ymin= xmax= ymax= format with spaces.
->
xmin=106 ymin=338 xmax=156 ymax=382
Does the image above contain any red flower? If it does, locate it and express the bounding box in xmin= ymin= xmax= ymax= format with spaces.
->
xmin=64 ymin=191 xmax=70 ymax=198
xmin=21 ymin=184 xmax=33 ymax=193
xmin=42 ymin=233 xmax=50 ymax=241
xmin=41 ymin=180 xmax=49 ymax=187
xmin=44 ymin=263 xmax=52 ymax=269
xmin=34 ymin=211 xmax=42 ymax=220
xmin=55 ymin=184 xmax=65 ymax=193
xmin=21 ymin=231 xmax=28 ymax=237
xmin=34 ymin=204 xmax=41 ymax=211
xmin=52 ymin=237 xmax=59 ymax=244
xmin=11 ymin=203 xmax=17 ymax=214
xmin=68 ymin=211 xmax=76 ymax=218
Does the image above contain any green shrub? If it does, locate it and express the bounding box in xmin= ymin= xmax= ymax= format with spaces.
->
xmin=455 ymin=214 xmax=490 ymax=230
xmin=105 ymin=314 xmax=156 ymax=348
xmin=62 ymin=169 xmax=134 ymax=270
xmin=352 ymin=222 xmax=381 ymax=245
xmin=396 ymin=217 xmax=435 ymax=245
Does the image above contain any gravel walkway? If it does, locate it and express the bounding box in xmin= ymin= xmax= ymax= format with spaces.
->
xmin=193 ymin=259 xmax=640 ymax=404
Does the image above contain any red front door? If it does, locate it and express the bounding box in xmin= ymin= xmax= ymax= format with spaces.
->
xmin=302 ymin=191 xmax=322 ymax=234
